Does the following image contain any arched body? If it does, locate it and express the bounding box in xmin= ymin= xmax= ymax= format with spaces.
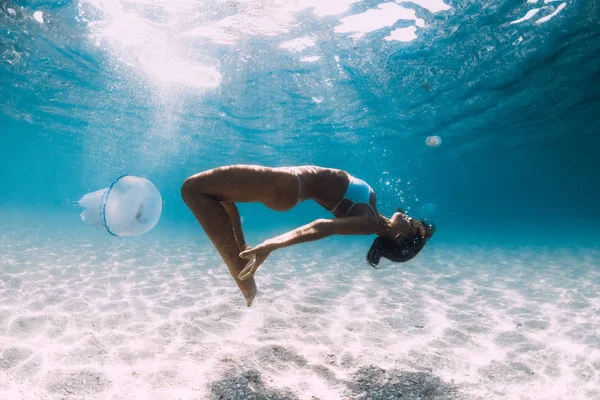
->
xmin=181 ymin=165 xmax=433 ymax=306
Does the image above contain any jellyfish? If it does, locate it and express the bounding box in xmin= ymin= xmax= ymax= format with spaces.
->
xmin=425 ymin=135 xmax=442 ymax=147
xmin=76 ymin=175 xmax=162 ymax=236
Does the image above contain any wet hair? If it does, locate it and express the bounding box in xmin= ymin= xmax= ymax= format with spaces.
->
xmin=366 ymin=213 xmax=435 ymax=268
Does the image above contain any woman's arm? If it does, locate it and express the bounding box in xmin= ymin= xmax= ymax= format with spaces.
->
xmin=237 ymin=217 xmax=374 ymax=280
xmin=266 ymin=217 xmax=374 ymax=251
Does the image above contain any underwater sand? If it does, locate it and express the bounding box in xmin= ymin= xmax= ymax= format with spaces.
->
xmin=0 ymin=223 xmax=598 ymax=400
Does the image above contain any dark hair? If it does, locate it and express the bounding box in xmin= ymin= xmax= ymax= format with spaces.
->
xmin=366 ymin=236 xmax=427 ymax=268
xmin=366 ymin=219 xmax=435 ymax=268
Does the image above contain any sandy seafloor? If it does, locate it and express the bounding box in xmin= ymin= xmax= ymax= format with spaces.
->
xmin=0 ymin=218 xmax=599 ymax=400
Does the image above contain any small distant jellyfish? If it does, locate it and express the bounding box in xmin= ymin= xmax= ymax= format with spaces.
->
xmin=33 ymin=11 xmax=44 ymax=24
xmin=426 ymin=135 xmax=442 ymax=147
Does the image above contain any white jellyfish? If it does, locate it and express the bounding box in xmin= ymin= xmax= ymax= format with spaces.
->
xmin=76 ymin=175 xmax=162 ymax=236
xmin=33 ymin=11 xmax=44 ymax=24
xmin=426 ymin=135 xmax=442 ymax=147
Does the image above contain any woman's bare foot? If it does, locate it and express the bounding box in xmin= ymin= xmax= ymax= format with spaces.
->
xmin=244 ymin=283 xmax=257 ymax=307
xmin=238 ymin=244 xmax=257 ymax=306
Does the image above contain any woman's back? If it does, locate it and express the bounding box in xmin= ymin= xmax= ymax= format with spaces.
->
xmin=295 ymin=166 xmax=350 ymax=211
xmin=296 ymin=166 xmax=377 ymax=218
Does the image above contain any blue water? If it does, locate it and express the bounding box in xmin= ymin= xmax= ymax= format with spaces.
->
xmin=1 ymin=0 xmax=598 ymax=246
xmin=1 ymin=1 xmax=599 ymax=399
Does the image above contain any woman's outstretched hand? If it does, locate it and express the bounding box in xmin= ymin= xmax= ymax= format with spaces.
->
xmin=238 ymin=241 xmax=275 ymax=281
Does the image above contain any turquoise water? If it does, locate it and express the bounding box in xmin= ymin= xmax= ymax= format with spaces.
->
xmin=1 ymin=1 xmax=599 ymax=399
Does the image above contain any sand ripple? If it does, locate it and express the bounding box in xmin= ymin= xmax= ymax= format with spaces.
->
xmin=0 ymin=227 xmax=598 ymax=399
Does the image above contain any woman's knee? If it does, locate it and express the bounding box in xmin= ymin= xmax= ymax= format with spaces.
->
xmin=181 ymin=176 xmax=203 ymax=205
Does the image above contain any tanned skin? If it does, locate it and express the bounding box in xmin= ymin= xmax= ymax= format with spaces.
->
xmin=181 ymin=165 xmax=432 ymax=306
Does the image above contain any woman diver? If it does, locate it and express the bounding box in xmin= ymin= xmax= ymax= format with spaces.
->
xmin=181 ymin=165 xmax=435 ymax=306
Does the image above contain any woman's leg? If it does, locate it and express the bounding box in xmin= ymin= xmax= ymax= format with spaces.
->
xmin=183 ymin=165 xmax=300 ymax=210
xmin=221 ymin=202 xmax=248 ymax=251
xmin=180 ymin=165 xmax=300 ymax=305
xmin=181 ymin=186 xmax=257 ymax=306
